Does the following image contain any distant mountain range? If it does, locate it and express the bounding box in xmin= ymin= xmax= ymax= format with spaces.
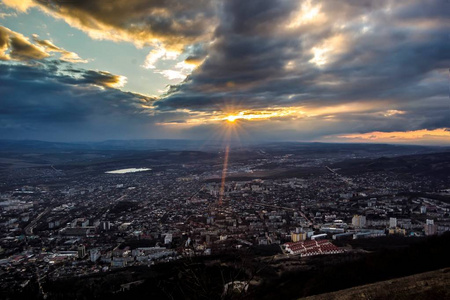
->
xmin=0 ymin=139 xmax=212 ymax=151
xmin=1 ymin=139 xmax=448 ymax=152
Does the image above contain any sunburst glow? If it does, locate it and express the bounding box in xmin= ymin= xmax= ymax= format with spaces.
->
xmin=156 ymin=102 xmax=388 ymax=126
xmin=226 ymin=115 xmax=237 ymax=122
xmin=218 ymin=145 xmax=230 ymax=206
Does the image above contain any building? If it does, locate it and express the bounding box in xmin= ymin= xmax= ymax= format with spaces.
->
xmin=164 ymin=233 xmax=173 ymax=244
xmin=352 ymin=215 xmax=366 ymax=228
xmin=77 ymin=245 xmax=86 ymax=259
xmin=389 ymin=227 xmax=406 ymax=235
xmin=291 ymin=232 xmax=307 ymax=242
xmin=90 ymin=248 xmax=101 ymax=262
xmin=389 ymin=217 xmax=397 ymax=228
xmin=60 ymin=227 xmax=93 ymax=237
xmin=100 ymin=221 xmax=111 ymax=231
xmin=320 ymin=227 xmax=345 ymax=234
xmin=111 ymin=257 xmax=127 ymax=268
xmin=119 ymin=222 xmax=131 ymax=231
xmin=332 ymin=232 xmax=353 ymax=240
xmin=353 ymin=229 xmax=385 ymax=239
xmin=291 ymin=228 xmax=307 ymax=242
xmin=424 ymin=219 xmax=437 ymax=236
xmin=311 ymin=233 xmax=327 ymax=240
xmin=284 ymin=240 xmax=344 ymax=256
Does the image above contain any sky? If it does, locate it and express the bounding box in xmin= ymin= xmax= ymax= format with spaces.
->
xmin=0 ymin=0 xmax=449 ymax=144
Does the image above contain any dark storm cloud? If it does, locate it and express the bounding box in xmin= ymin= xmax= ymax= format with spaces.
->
xmin=184 ymin=43 xmax=208 ymax=65
xmin=157 ymin=0 xmax=449 ymax=127
xmin=0 ymin=62 xmax=159 ymax=141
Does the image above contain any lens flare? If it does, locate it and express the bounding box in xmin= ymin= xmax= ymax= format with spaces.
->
xmin=218 ymin=145 xmax=230 ymax=206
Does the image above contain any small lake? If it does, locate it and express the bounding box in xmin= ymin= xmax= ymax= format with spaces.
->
xmin=105 ymin=168 xmax=152 ymax=174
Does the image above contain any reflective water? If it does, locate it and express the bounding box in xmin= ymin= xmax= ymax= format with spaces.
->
xmin=105 ymin=168 xmax=151 ymax=174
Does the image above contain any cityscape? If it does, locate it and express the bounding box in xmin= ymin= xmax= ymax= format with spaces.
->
xmin=0 ymin=141 xmax=449 ymax=298
xmin=1 ymin=0 xmax=449 ymax=298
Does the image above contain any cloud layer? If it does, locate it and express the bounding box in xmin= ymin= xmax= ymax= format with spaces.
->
xmin=0 ymin=62 xmax=158 ymax=141
xmin=154 ymin=0 xmax=449 ymax=142
xmin=158 ymin=0 xmax=448 ymax=110
xmin=1 ymin=0 xmax=449 ymax=143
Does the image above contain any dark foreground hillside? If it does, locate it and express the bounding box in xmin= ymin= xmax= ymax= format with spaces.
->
xmin=4 ymin=233 xmax=450 ymax=300
xmin=252 ymin=233 xmax=450 ymax=299
xmin=301 ymin=268 xmax=450 ymax=300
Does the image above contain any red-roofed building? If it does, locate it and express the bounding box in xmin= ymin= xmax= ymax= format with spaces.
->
xmin=283 ymin=240 xmax=344 ymax=257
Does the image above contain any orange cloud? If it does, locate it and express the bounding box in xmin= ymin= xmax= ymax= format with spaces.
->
xmin=2 ymin=0 xmax=33 ymax=12
xmin=32 ymin=35 xmax=87 ymax=63
xmin=0 ymin=26 xmax=86 ymax=62
xmin=82 ymin=70 xmax=127 ymax=88
xmin=0 ymin=26 xmax=49 ymax=60
xmin=2 ymin=0 xmax=217 ymax=51
xmin=334 ymin=128 xmax=450 ymax=144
